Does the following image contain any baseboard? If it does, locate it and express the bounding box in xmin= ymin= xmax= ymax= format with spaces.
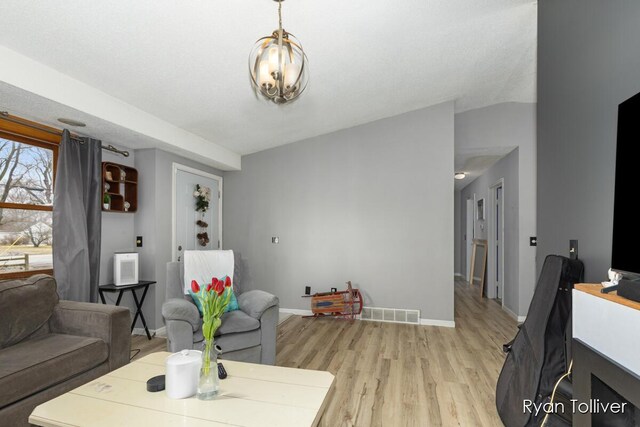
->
xmin=420 ymin=318 xmax=456 ymax=328
xmin=281 ymin=308 xmax=455 ymax=327
xmin=502 ymin=305 xmax=527 ymax=323
xmin=132 ymin=326 xmax=166 ymax=337
xmin=502 ymin=305 xmax=517 ymax=320
xmin=279 ymin=308 xmax=313 ymax=316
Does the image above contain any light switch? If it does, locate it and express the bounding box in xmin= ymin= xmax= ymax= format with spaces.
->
xmin=272 ymin=237 xmax=279 ymax=244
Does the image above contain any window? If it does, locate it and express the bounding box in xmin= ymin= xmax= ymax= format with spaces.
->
xmin=0 ymin=115 xmax=59 ymax=279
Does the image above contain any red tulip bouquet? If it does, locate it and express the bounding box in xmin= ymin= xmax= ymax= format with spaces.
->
xmin=190 ymin=276 xmax=233 ymax=382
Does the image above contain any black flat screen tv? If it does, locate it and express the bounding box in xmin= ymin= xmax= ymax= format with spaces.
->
xmin=611 ymin=91 xmax=640 ymax=279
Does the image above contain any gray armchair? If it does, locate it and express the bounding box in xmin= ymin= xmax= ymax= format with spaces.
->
xmin=161 ymin=262 xmax=279 ymax=365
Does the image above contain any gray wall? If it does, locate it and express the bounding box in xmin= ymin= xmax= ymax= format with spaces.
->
xmin=454 ymin=190 xmax=461 ymax=276
xmin=538 ymin=0 xmax=640 ymax=281
xmin=87 ymin=147 xmax=226 ymax=331
xmin=100 ymin=146 xmax=136 ymax=286
xmin=134 ymin=148 xmax=224 ymax=330
xmin=133 ymin=149 xmax=157 ymax=330
xmin=456 ymin=102 xmax=536 ymax=316
xmin=461 ymin=148 xmax=519 ymax=315
xmin=223 ymin=102 xmax=455 ymax=322
xmin=99 ymin=146 xmax=137 ymax=314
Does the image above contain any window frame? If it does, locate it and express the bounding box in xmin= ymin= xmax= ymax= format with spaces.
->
xmin=0 ymin=116 xmax=60 ymax=280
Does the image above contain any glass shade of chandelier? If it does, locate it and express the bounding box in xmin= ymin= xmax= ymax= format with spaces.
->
xmin=249 ymin=0 xmax=308 ymax=104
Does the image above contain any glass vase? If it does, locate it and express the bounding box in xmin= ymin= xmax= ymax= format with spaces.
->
xmin=197 ymin=339 xmax=219 ymax=400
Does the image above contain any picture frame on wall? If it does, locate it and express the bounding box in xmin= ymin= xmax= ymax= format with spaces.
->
xmin=477 ymin=198 xmax=485 ymax=220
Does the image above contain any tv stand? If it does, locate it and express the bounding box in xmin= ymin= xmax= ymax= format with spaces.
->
xmin=573 ymin=339 xmax=640 ymax=426
xmin=573 ymin=284 xmax=640 ymax=425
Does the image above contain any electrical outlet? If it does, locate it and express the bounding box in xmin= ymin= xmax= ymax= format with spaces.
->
xmin=272 ymin=237 xmax=279 ymax=244
xmin=136 ymin=236 xmax=143 ymax=247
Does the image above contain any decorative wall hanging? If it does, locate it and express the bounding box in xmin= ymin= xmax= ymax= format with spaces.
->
xmin=197 ymin=232 xmax=210 ymax=247
xmin=194 ymin=184 xmax=211 ymax=213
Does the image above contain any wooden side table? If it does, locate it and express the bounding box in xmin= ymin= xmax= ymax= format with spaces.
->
xmin=98 ymin=280 xmax=156 ymax=340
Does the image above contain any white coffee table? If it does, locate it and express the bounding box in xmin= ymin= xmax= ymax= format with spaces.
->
xmin=29 ymin=352 xmax=335 ymax=427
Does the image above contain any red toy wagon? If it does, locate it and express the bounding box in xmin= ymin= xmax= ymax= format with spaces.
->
xmin=302 ymin=281 xmax=363 ymax=320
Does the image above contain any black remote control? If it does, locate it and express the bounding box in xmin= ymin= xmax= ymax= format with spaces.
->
xmin=218 ymin=362 xmax=227 ymax=379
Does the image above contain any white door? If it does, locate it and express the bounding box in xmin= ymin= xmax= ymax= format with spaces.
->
xmin=173 ymin=165 xmax=222 ymax=262
xmin=466 ymin=198 xmax=474 ymax=282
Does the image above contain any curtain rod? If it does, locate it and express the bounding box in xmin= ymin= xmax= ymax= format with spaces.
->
xmin=102 ymin=144 xmax=130 ymax=157
xmin=0 ymin=112 xmax=130 ymax=157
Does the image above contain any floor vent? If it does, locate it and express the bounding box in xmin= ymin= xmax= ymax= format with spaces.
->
xmin=359 ymin=307 xmax=420 ymax=325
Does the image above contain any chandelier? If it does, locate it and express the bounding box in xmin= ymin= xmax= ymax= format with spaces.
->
xmin=249 ymin=0 xmax=308 ymax=104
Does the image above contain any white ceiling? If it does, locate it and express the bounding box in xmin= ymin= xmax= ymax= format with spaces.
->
xmin=454 ymin=147 xmax=517 ymax=190
xmin=0 ymin=0 xmax=536 ymax=162
xmin=0 ymin=81 xmax=228 ymax=167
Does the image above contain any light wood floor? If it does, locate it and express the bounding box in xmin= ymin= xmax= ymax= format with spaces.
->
xmin=133 ymin=278 xmax=517 ymax=426
xmin=130 ymin=334 xmax=166 ymax=361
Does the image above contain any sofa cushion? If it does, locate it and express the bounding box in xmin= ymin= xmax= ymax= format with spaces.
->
xmin=217 ymin=310 xmax=260 ymax=335
xmin=226 ymin=290 xmax=240 ymax=313
xmin=0 ymin=333 xmax=108 ymax=409
xmin=192 ymin=310 xmax=261 ymax=353
xmin=0 ymin=275 xmax=59 ymax=349
xmin=188 ymin=289 xmax=205 ymax=314
xmin=188 ymin=284 xmax=239 ymax=316
xmin=192 ymin=310 xmax=259 ymax=342
xmin=216 ymin=329 xmax=261 ymax=353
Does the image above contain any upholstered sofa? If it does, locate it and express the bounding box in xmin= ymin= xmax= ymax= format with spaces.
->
xmin=0 ymin=275 xmax=131 ymax=427
xmin=162 ymin=262 xmax=279 ymax=364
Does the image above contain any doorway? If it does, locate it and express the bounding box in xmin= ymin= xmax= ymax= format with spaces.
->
xmin=465 ymin=197 xmax=475 ymax=282
xmin=171 ymin=163 xmax=223 ymax=262
xmin=489 ymin=179 xmax=504 ymax=303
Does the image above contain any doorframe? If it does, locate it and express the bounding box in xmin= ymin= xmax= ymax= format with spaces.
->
xmin=171 ymin=163 xmax=223 ymax=262
xmin=488 ymin=178 xmax=505 ymax=305
xmin=465 ymin=194 xmax=477 ymax=282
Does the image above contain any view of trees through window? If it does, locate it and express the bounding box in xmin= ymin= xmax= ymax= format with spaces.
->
xmin=0 ymin=137 xmax=55 ymax=274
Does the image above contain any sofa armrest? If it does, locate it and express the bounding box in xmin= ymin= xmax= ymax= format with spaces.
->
xmin=162 ymin=298 xmax=201 ymax=331
xmin=49 ymin=300 xmax=131 ymax=371
xmin=238 ymin=290 xmax=279 ymax=320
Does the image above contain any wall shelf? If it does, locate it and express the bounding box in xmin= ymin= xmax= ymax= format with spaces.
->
xmin=102 ymin=162 xmax=138 ymax=213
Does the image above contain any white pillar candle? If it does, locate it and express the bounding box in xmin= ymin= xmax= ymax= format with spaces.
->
xmin=259 ymin=60 xmax=274 ymax=88
xmin=284 ymin=62 xmax=300 ymax=90
xmin=268 ymin=46 xmax=280 ymax=75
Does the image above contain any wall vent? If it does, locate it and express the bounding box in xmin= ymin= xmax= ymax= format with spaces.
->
xmin=359 ymin=307 xmax=420 ymax=325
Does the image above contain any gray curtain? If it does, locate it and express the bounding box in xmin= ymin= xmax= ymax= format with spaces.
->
xmin=53 ymin=130 xmax=102 ymax=302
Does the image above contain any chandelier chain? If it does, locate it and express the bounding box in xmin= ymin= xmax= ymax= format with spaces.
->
xmin=278 ymin=0 xmax=283 ymax=33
